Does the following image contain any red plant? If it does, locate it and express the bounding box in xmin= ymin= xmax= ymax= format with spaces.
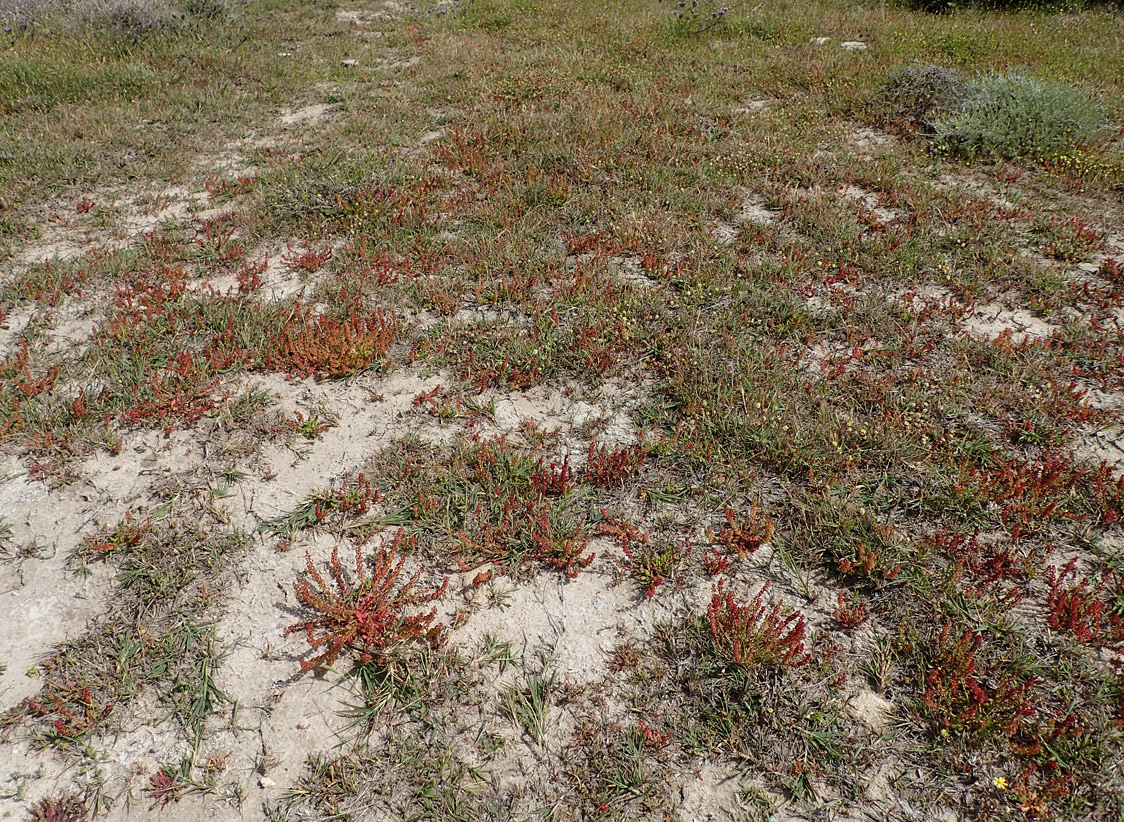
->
xmin=454 ymin=493 xmax=594 ymax=578
xmin=147 ymin=767 xmax=182 ymax=809
xmin=13 ymin=681 xmax=114 ymax=745
xmin=312 ymin=473 xmax=383 ymax=520
xmin=411 ymin=384 xmax=494 ymax=424
xmin=1 ymin=340 xmax=59 ymax=399
xmin=119 ymin=351 xmax=223 ymax=433
xmin=447 ymin=347 xmax=542 ymax=392
xmin=635 ymin=717 xmax=673 ymax=747
xmin=562 ymin=230 xmax=622 ymax=257
xmin=412 ymin=385 xmax=442 ymax=409
xmin=584 ymin=442 xmax=645 ymax=488
xmin=28 ymin=794 xmax=87 ymax=822
xmin=7 ymin=261 xmax=88 ymax=306
xmin=933 ymin=530 xmax=1035 ymax=587
xmin=709 ymin=503 xmax=774 ymax=556
xmin=81 ymin=513 xmax=150 ymax=556
xmin=266 ymin=306 xmax=398 ymax=380
xmin=596 ymin=511 xmax=648 ymax=553
xmin=283 ymin=244 xmax=333 ymax=274
xmin=706 ymin=579 xmax=809 ymax=669
xmin=920 ymin=622 xmax=1035 ymax=737
xmin=598 ymin=514 xmax=689 ymax=597
xmin=701 ymin=547 xmax=731 ymax=576
xmin=204 ymin=173 xmax=257 ymax=200
xmin=285 ymin=531 xmax=448 ymax=671
xmin=957 ymin=453 xmax=1087 ymax=534
xmin=1045 ymin=559 xmax=1124 ymax=646
xmin=530 ymin=457 xmax=575 ymax=497
xmin=235 ymin=256 xmax=266 ymax=294
xmin=530 ymin=512 xmax=595 ymax=578
xmin=832 ymin=593 xmax=869 ymax=629
xmin=195 ymin=214 xmax=241 ymax=262
xmin=836 ymin=539 xmax=901 ymax=580
xmin=1097 ymin=256 xmax=1124 ymax=287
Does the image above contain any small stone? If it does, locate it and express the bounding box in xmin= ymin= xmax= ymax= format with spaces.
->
xmin=841 ymin=41 xmax=867 ymax=51
xmin=811 ymin=36 xmax=830 ymax=45
xmin=259 ymin=776 xmax=276 ymax=789
xmin=848 ymin=689 xmax=893 ymax=732
xmin=278 ymin=52 xmax=292 ymax=57
xmin=341 ymin=59 xmax=359 ymax=67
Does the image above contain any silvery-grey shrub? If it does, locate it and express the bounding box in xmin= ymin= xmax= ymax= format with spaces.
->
xmin=934 ymin=70 xmax=1107 ymax=160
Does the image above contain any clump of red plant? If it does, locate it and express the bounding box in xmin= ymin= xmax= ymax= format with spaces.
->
xmin=147 ymin=767 xmax=183 ymax=809
xmin=531 ymin=457 xmax=575 ymax=497
xmin=267 ymin=306 xmax=398 ymax=380
xmin=832 ymin=593 xmax=869 ymax=629
xmin=584 ymin=442 xmax=645 ymax=488
xmin=706 ymin=579 xmax=809 ymax=669
xmin=598 ymin=512 xmax=689 ymax=597
xmin=283 ymin=244 xmax=333 ymax=274
xmin=920 ymin=622 xmax=1035 ymax=738
xmin=701 ymin=546 xmax=731 ymax=576
xmin=285 ymin=531 xmax=448 ymax=671
xmin=709 ymin=503 xmax=774 ymax=556
xmin=1046 ymin=559 xmax=1124 ymax=646
xmin=9 ymin=681 xmax=114 ymax=746
xmin=29 ymin=793 xmax=88 ymax=822
xmin=81 ymin=513 xmax=150 ymax=556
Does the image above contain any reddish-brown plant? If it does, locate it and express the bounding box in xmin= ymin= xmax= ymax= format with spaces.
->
xmin=706 ymin=579 xmax=809 ymax=669
xmin=147 ymin=767 xmax=182 ymax=809
xmin=285 ymin=531 xmax=448 ymax=671
xmin=283 ymin=244 xmax=333 ymax=274
xmin=701 ymin=546 xmax=731 ymax=576
xmin=1046 ymin=559 xmax=1124 ymax=646
xmin=584 ymin=442 xmax=645 ymax=488
xmin=29 ymin=793 xmax=87 ymax=822
xmin=266 ymin=306 xmax=398 ymax=380
xmin=81 ymin=513 xmax=150 ymax=556
xmin=832 ymin=593 xmax=869 ymax=629
xmin=710 ymin=503 xmax=775 ymax=556
xmin=920 ymin=622 xmax=1035 ymax=738
xmin=530 ymin=457 xmax=575 ymax=497
xmin=599 ymin=514 xmax=689 ymax=597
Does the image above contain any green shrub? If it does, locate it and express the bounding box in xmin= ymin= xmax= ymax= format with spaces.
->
xmin=933 ymin=70 xmax=1106 ymax=161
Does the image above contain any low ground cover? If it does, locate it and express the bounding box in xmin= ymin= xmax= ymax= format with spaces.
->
xmin=2 ymin=0 xmax=1124 ymax=819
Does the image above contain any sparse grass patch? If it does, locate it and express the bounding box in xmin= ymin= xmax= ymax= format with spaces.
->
xmin=563 ymin=720 xmax=673 ymax=820
xmin=349 ymin=433 xmax=602 ymax=578
xmin=501 ymin=664 xmax=556 ymax=744
xmin=4 ymin=514 xmax=243 ymax=788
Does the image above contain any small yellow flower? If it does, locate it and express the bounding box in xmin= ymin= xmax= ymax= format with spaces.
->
xmin=993 ymin=777 xmax=1009 ymax=791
